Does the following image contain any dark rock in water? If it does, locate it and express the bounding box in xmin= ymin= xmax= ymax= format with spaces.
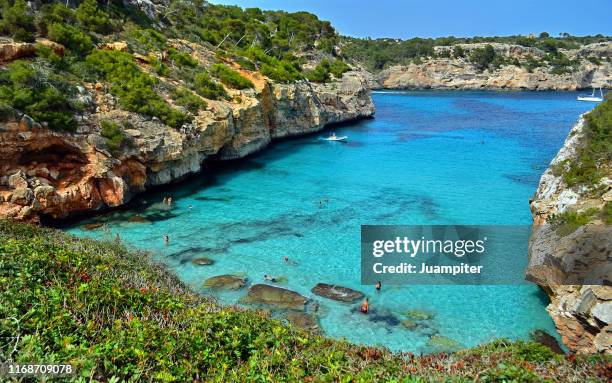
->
xmin=203 ymin=275 xmax=246 ymax=290
xmin=192 ymin=257 xmax=214 ymax=266
xmin=285 ymin=311 xmax=320 ymax=333
xmin=352 ymin=307 xmax=401 ymax=327
xmin=530 ymin=329 xmax=565 ymax=354
xmin=311 ymin=283 xmax=364 ymax=302
xmin=127 ymin=215 xmax=150 ymax=223
xmin=404 ymin=309 xmax=435 ymax=321
xmin=82 ymin=222 xmax=104 ymax=230
xmin=242 ymin=284 xmax=308 ymax=310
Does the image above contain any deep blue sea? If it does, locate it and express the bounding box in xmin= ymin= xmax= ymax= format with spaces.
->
xmin=66 ymin=90 xmax=595 ymax=353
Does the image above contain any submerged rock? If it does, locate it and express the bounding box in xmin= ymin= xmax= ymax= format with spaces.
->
xmin=404 ymin=309 xmax=435 ymax=321
xmin=426 ymin=335 xmax=463 ymax=353
xmin=192 ymin=257 xmax=215 ymax=266
xmin=82 ymin=222 xmax=104 ymax=230
xmin=285 ymin=311 xmax=319 ymax=333
xmin=311 ymin=283 xmax=364 ymax=302
xmin=203 ymin=275 xmax=246 ymax=290
xmin=242 ymin=284 xmax=308 ymax=310
xmin=127 ymin=215 xmax=150 ymax=223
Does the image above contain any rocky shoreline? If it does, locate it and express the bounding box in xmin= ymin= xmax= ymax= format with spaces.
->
xmin=0 ymin=64 xmax=374 ymax=222
xmin=527 ymin=113 xmax=611 ymax=354
xmin=370 ymin=42 xmax=612 ymax=90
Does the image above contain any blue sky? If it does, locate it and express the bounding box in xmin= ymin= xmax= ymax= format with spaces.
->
xmin=210 ymin=0 xmax=612 ymax=39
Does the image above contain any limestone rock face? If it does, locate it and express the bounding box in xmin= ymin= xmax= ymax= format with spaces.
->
xmin=0 ymin=66 xmax=373 ymax=221
xmin=376 ymin=42 xmax=612 ymax=90
xmin=527 ymin=114 xmax=612 ymax=355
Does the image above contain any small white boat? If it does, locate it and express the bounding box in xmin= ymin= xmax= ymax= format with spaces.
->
xmin=321 ymin=132 xmax=348 ymax=142
xmin=577 ymin=87 xmax=604 ymax=102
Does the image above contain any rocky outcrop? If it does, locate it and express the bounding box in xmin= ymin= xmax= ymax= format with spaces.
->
xmin=0 ymin=57 xmax=374 ymax=221
xmin=242 ymin=284 xmax=308 ymax=310
xmin=203 ymin=275 xmax=247 ymax=290
xmin=311 ymin=283 xmax=364 ymax=302
xmin=375 ymin=42 xmax=612 ymax=90
xmin=527 ymin=113 xmax=611 ymax=354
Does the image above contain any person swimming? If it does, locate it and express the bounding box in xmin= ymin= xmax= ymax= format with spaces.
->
xmin=264 ymin=274 xmax=276 ymax=283
xmin=360 ymin=298 xmax=369 ymax=314
xmin=375 ymin=281 xmax=382 ymax=291
xmin=163 ymin=234 xmax=169 ymax=245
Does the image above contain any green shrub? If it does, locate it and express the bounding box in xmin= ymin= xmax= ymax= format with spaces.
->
xmin=0 ymin=60 xmax=77 ymax=131
xmin=86 ymin=50 xmax=189 ymax=127
xmin=548 ymin=208 xmax=598 ymax=236
xmin=35 ymin=2 xmax=75 ymax=35
xmin=587 ymin=56 xmax=602 ymax=65
xmin=210 ymin=63 xmax=254 ymax=89
xmin=100 ymin=120 xmax=125 ymax=154
xmin=0 ymin=0 xmax=36 ymax=42
xmin=305 ymin=59 xmax=350 ymax=83
xmin=328 ymin=59 xmax=351 ymax=78
xmin=150 ymin=56 xmax=169 ymax=75
xmin=125 ymin=27 xmax=167 ymax=52
xmin=76 ymin=0 xmax=111 ymax=34
xmin=305 ymin=63 xmax=329 ymax=83
xmin=172 ymin=87 xmax=206 ymax=114
xmin=193 ymin=72 xmax=227 ymax=99
xmin=167 ymin=47 xmax=198 ymax=68
xmin=561 ymin=98 xmax=611 ymax=187
xmin=47 ymin=22 xmax=94 ymax=56
xmin=452 ymin=45 xmax=465 ymax=58
xmin=469 ymin=44 xmax=496 ymax=71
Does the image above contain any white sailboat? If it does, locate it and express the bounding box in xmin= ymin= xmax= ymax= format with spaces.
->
xmin=577 ymin=87 xmax=604 ymax=102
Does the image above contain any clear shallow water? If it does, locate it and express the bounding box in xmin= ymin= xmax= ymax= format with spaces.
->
xmin=66 ymin=90 xmax=594 ymax=353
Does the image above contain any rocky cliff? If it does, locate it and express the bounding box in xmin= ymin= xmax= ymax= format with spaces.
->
xmin=374 ymin=42 xmax=612 ymax=90
xmin=527 ymin=113 xmax=611 ymax=354
xmin=0 ymin=42 xmax=374 ymax=222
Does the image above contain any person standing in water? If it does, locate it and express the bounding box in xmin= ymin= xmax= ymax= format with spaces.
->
xmin=375 ymin=281 xmax=382 ymax=291
xmin=164 ymin=234 xmax=169 ymax=245
xmin=360 ymin=298 xmax=369 ymax=314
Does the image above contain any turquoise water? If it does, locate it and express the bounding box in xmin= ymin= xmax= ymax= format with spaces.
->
xmin=66 ymin=90 xmax=594 ymax=353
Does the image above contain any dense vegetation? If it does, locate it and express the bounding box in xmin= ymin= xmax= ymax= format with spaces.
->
xmin=1 ymin=221 xmax=610 ymax=382
xmin=0 ymin=0 xmax=354 ymax=132
xmin=553 ymin=95 xmax=611 ymax=188
xmin=341 ymin=33 xmax=611 ymax=71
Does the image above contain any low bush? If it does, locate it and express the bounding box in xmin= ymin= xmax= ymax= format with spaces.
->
xmin=76 ymin=0 xmax=111 ymax=34
xmin=305 ymin=58 xmax=351 ymax=83
xmin=0 ymin=221 xmax=608 ymax=382
xmin=469 ymin=44 xmax=496 ymax=71
xmin=86 ymin=49 xmax=189 ymax=127
xmin=47 ymin=22 xmax=94 ymax=56
xmin=193 ymin=72 xmax=227 ymax=100
xmin=561 ymin=98 xmax=611 ymax=187
xmin=0 ymin=0 xmax=35 ymax=42
xmin=210 ymin=63 xmax=254 ymax=89
xmin=0 ymin=60 xmax=77 ymax=131
xmin=167 ymin=47 xmax=198 ymax=68
xmin=171 ymin=87 xmax=206 ymax=114
xmin=547 ymin=208 xmax=599 ymax=236
xmin=99 ymin=120 xmax=125 ymax=154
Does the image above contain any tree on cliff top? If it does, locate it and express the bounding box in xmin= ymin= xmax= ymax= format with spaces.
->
xmin=469 ymin=44 xmax=496 ymax=71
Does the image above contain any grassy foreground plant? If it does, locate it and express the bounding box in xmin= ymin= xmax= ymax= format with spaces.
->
xmin=0 ymin=221 xmax=609 ymax=382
